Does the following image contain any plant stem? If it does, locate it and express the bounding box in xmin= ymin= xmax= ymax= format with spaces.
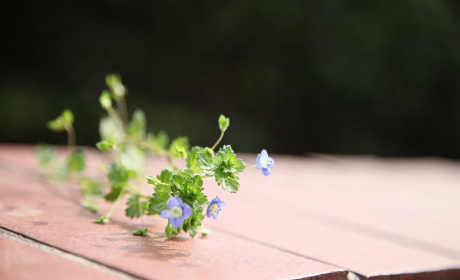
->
xmin=244 ymin=164 xmax=257 ymax=171
xmin=200 ymin=175 xmax=212 ymax=179
xmin=117 ymin=96 xmax=129 ymax=124
xmin=127 ymin=184 xmax=150 ymax=199
xmin=122 ymin=138 xmax=180 ymax=172
xmin=107 ymin=106 xmax=127 ymax=131
xmin=66 ymin=124 xmax=76 ymax=154
xmin=106 ymin=188 xmax=125 ymax=218
xmin=211 ymin=131 xmax=225 ymax=150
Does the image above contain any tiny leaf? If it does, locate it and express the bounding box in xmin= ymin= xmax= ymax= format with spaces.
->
xmin=93 ymin=216 xmax=109 ymax=224
xmin=218 ymin=114 xmax=230 ymax=132
xmin=133 ymin=228 xmax=148 ymax=235
xmin=67 ymin=149 xmax=85 ymax=172
xmin=96 ymin=138 xmax=115 ymax=151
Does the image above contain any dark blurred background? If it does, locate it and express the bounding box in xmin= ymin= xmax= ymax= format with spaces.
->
xmin=3 ymin=0 xmax=460 ymax=157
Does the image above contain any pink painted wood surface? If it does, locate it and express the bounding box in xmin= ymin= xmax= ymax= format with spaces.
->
xmin=0 ymin=234 xmax=123 ymax=280
xmin=1 ymin=144 xmax=460 ymax=279
xmin=0 ymin=144 xmax=345 ymax=280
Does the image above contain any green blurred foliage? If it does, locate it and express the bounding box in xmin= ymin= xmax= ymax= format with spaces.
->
xmin=3 ymin=0 xmax=460 ymax=157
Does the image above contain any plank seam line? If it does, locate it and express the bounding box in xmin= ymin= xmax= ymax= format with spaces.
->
xmin=0 ymin=227 xmax=147 ymax=280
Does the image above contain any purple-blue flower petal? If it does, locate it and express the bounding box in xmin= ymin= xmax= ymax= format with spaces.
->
xmin=206 ymin=205 xmax=212 ymax=218
xmin=182 ymin=203 xmax=193 ymax=219
xmin=261 ymin=167 xmax=271 ymax=176
xmin=210 ymin=197 xmax=221 ymax=205
xmin=160 ymin=209 xmax=173 ymax=219
xmin=216 ymin=201 xmax=226 ymax=212
xmin=266 ymin=157 xmax=275 ymax=170
xmin=261 ymin=149 xmax=268 ymax=158
xmin=170 ymin=217 xmax=184 ymax=228
xmin=167 ymin=197 xmax=182 ymax=209
xmin=256 ymin=154 xmax=262 ymax=169
xmin=211 ymin=212 xmax=219 ymax=220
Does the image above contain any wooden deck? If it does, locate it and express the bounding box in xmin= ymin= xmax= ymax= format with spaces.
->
xmin=1 ymin=144 xmax=459 ymax=279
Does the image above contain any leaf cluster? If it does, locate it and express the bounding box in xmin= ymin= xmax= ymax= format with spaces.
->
xmin=197 ymin=145 xmax=246 ymax=193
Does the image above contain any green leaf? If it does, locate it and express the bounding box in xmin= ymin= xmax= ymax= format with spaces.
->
xmin=147 ymin=130 xmax=169 ymax=149
xmin=168 ymin=136 xmax=190 ymax=158
xmin=157 ymin=169 xmax=173 ymax=184
xmin=99 ymin=90 xmax=112 ymax=109
xmin=165 ymin=223 xmax=173 ymax=238
xmin=107 ymin=163 xmax=129 ymax=188
xmin=148 ymin=191 xmax=170 ymax=213
xmin=146 ymin=169 xmax=173 ymax=192
xmin=67 ymin=149 xmax=85 ymax=172
xmin=186 ymin=147 xmax=203 ymax=174
xmin=96 ymin=138 xmax=115 ymax=151
xmin=93 ymin=216 xmax=109 ymax=224
xmin=80 ymin=178 xmax=103 ymax=197
xmin=106 ymin=73 xmax=126 ymax=99
xmin=133 ymin=228 xmax=148 ymax=235
xmin=46 ymin=109 xmax=74 ymax=132
xmin=81 ymin=201 xmax=99 ymax=213
xmin=126 ymin=169 xmax=138 ymax=178
xmin=36 ymin=144 xmax=56 ymax=167
xmin=62 ymin=109 xmax=74 ymax=124
xmin=196 ymin=147 xmax=215 ymax=174
xmin=128 ymin=109 xmax=146 ymax=138
xmin=218 ymin=114 xmax=230 ymax=132
xmin=171 ymin=174 xmax=207 ymax=211
xmin=197 ymin=145 xmax=246 ymax=193
xmin=125 ymin=194 xmax=148 ymax=218
xmin=104 ymin=186 xmax=124 ymax=202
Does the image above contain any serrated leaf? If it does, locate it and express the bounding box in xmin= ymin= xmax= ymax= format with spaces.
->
xmin=125 ymin=194 xmax=148 ymax=218
xmin=128 ymin=109 xmax=146 ymax=139
xmin=149 ymin=192 xmax=170 ymax=213
xmin=171 ymin=174 xmax=207 ymax=210
xmin=93 ymin=216 xmax=109 ymax=224
xmin=96 ymin=138 xmax=115 ymax=151
xmin=218 ymin=114 xmax=230 ymax=132
xmin=197 ymin=147 xmax=215 ymax=174
xmin=133 ymin=228 xmax=148 ymax=235
xmin=67 ymin=149 xmax=85 ymax=172
xmin=104 ymin=186 xmax=124 ymax=202
xmin=107 ymin=163 xmax=129 ymax=188
xmin=198 ymin=145 xmax=246 ymax=193
xmin=168 ymin=136 xmax=190 ymax=158
xmin=186 ymin=147 xmax=202 ymax=174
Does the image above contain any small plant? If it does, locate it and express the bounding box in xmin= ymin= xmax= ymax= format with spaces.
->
xmin=37 ymin=73 xmax=274 ymax=238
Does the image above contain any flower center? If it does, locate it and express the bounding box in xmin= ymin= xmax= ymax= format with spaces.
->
xmin=211 ymin=204 xmax=220 ymax=213
xmin=261 ymin=158 xmax=268 ymax=169
xmin=171 ymin=206 xmax=183 ymax=217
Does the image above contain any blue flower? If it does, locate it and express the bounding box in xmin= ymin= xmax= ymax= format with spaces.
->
xmin=257 ymin=149 xmax=275 ymax=176
xmin=206 ymin=197 xmax=226 ymax=220
xmin=160 ymin=197 xmax=193 ymax=228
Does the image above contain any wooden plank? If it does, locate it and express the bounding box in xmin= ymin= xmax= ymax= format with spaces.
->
xmin=0 ymin=145 xmax=346 ymax=280
xmin=0 ymin=231 xmax=125 ymax=280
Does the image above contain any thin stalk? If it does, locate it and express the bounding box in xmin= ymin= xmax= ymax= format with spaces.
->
xmin=117 ymin=96 xmax=129 ymax=124
xmin=127 ymin=184 xmax=150 ymax=199
xmin=66 ymin=124 xmax=76 ymax=154
xmin=244 ymin=164 xmax=257 ymax=171
xmin=211 ymin=131 xmax=225 ymax=150
xmin=121 ymin=138 xmax=180 ymax=172
xmin=106 ymin=188 xmax=125 ymax=218
xmin=107 ymin=106 xmax=127 ymax=131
